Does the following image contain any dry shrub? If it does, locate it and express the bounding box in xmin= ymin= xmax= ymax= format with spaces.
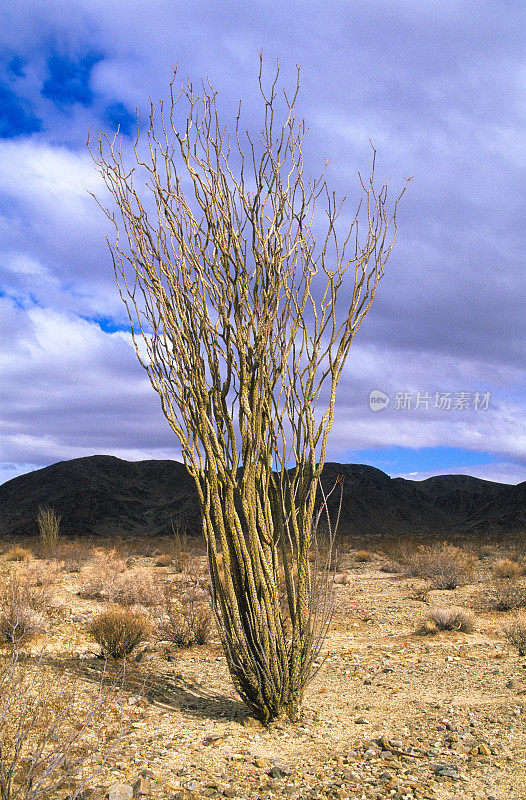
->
xmin=154 ymin=553 xmax=173 ymax=567
xmin=487 ymin=578 xmax=526 ymax=612
xmin=405 ymin=542 xmax=476 ymax=589
xmin=57 ymin=540 xmax=93 ymax=573
xmin=0 ymin=647 xmax=126 ymax=800
xmin=379 ymin=560 xmax=402 ymax=573
xmin=476 ymin=543 xmax=497 ymax=559
xmin=503 ymin=611 xmax=526 ymax=656
xmin=493 ymin=559 xmax=522 ymax=580
xmin=114 ymin=570 xmax=162 ymax=607
xmin=36 ymin=506 xmax=61 ymax=555
xmin=4 ymin=547 xmax=32 ymax=563
xmin=0 ymin=576 xmax=53 ymax=645
xmin=333 ymin=572 xmax=352 ymax=585
xmin=88 ymin=607 xmax=151 ymax=659
xmin=427 ymin=607 xmax=476 ymax=633
xmin=78 ymin=549 xmax=127 ymax=601
xmin=354 ymin=549 xmax=373 ymax=563
xmin=158 ymin=585 xmax=212 ymax=647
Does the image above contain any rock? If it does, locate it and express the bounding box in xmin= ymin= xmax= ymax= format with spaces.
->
xmin=242 ymin=716 xmax=265 ymax=730
xmin=268 ymin=766 xmax=287 ymax=779
xmin=132 ymin=777 xmax=150 ymax=797
xmin=432 ymin=764 xmax=459 ymax=780
xmin=109 ymin=784 xmax=134 ymax=800
xmin=506 ymin=678 xmax=524 ymax=690
xmin=223 ymin=789 xmax=237 ymax=798
xmin=378 ymin=771 xmax=393 ymax=781
xmin=477 ymin=743 xmax=492 ymax=756
xmin=203 ymin=735 xmax=226 ymax=747
xmin=354 ymin=717 xmax=369 ymax=724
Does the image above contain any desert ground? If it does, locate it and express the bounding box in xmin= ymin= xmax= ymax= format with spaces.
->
xmin=1 ymin=535 xmax=525 ymax=800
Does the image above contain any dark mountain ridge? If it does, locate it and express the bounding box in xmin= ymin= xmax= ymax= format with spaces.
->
xmin=0 ymin=455 xmax=523 ymax=540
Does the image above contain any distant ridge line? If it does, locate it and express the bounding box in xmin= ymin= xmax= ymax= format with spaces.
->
xmin=0 ymin=455 xmax=524 ymax=539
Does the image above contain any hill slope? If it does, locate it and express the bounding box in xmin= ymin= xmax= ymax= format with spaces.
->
xmin=0 ymin=455 xmax=523 ymax=539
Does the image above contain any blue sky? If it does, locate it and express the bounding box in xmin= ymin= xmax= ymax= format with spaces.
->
xmin=0 ymin=0 xmax=524 ymax=486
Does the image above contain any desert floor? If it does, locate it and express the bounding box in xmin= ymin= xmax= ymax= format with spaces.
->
xmin=1 ymin=537 xmax=525 ymax=800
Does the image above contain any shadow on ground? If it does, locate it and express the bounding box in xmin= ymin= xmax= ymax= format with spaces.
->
xmin=43 ymin=654 xmax=247 ymax=723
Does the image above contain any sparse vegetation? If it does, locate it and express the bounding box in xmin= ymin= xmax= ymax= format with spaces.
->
xmin=154 ymin=553 xmax=173 ymax=567
xmin=416 ymin=606 xmax=476 ymax=635
xmin=57 ymin=540 xmax=93 ymax=573
xmin=0 ymin=646 xmax=126 ymax=800
xmin=503 ymin=611 xmax=526 ymax=656
xmin=36 ymin=506 xmax=61 ymax=554
xmin=404 ymin=541 xmax=476 ymax=589
xmin=113 ymin=570 xmax=162 ymax=608
xmin=0 ymin=575 xmax=53 ymax=646
xmin=78 ymin=548 xmax=127 ymax=601
xmin=0 ymin=533 xmax=523 ymax=794
xmin=88 ymin=606 xmax=151 ymax=659
xmin=158 ymin=585 xmax=212 ymax=647
xmin=493 ymin=558 xmax=522 ymax=579
xmin=487 ymin=578 xmax=526 ymax=611
xmin=354 ymin=549 xmax=373 ymax=563
xmin=4 ymin=546 xmax=32 ymax=563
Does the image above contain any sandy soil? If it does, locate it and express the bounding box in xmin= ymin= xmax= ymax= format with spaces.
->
xmin=1 ymin=542 xmax=525 ymax=800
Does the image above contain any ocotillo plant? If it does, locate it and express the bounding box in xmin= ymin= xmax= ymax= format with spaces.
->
xmin=90 ymin=58 xmax=407 ymax=722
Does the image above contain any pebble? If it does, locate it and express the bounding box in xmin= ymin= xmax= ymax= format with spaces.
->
xmin=108 ymin=784 xmax=134 ymax=800
xmin=355 ymin=717 xmax=369 ymax=724
xmin=132 ymin=777 xmax=150 ymax=797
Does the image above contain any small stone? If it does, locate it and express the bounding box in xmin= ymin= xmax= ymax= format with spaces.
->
xmin=203 ymin=735 xmax=226 ymax=747
xmin=354 ymin=717 xmax=369 ymax=724
xmin=242 ymin=716 xmax=265 ymax=730
xmin=223 ymin=788 xmax=237 ymax=798
xmin=478 ymin=743 xmax=492 ymax=756
xmin=132 ymin=777 xmax=150 ymax=797
xmin=506 ymin=679 xmax=524 ymax=690
xmin=109 ymin=784 xmax=134 ymax=800
xmin=378 ymin=771 xmax=393 ymax=781
xmin=268 ymin=766 xmax=287 ymax=779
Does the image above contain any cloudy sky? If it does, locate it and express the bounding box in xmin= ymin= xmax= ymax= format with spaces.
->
xmin=0 ymin=0 xmax=524 ymax=487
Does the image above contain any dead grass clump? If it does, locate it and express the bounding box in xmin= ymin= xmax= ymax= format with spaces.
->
xmin=405 ymin=542 xmax=476 ymax=589
xmin=503 ymin=612 xmax=526 ymax=656
xmin=4 ymin=546 xmax=32 ymax=562
xmin=0 ymin=577 xmax=47 ymax=645
xmin=158 ymin=586 xmax=212 ymax=647
xmin=493 ymin=559 xmax=522 ymax=580
xmin=36 ymin=505 xmax=61 ymax=555
xmin=354 ymin=549 xmax=373 ymax=563
xmin=88 ymin=606 xmax=151 ymax=659
xmin=487 ymin=578 xmax=526 ymax=612
xmin=57 ymin=540 xmax=94 ymax=573
xmin=379 ymin=560 xmax=402 ymax=573
xmin=429 ymin=607 xmax=476 ymax=632
xmin=0 ymin=647 xmax=126 ymax=800
xmin=334 ymin=572 xmax=352 ymax=585
xmin=78 ymin=549 xmax=127 ymax=601
xmin=114 ymin=571 xmax=162 ymax=607
xmin=154 ymin=553 xmax=173 ymax=567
